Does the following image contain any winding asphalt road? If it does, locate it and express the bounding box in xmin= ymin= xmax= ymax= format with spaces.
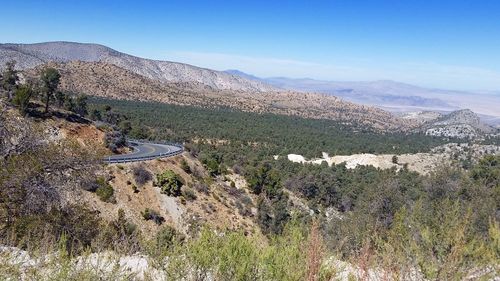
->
xmin=104 ymin=140 xmax=183 ymax=163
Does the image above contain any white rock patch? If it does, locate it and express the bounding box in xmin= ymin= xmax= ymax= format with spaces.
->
xmin=287 ymin=154 xmax=306 ymax=163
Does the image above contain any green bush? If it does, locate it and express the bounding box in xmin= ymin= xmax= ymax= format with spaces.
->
xmin=12 ymin=84 xmax=33 ymax=114
xmin=129 ymin=126 xmax=150 ymax=139
xmin=247 ymin=162 xmax=282 ymax=198
xmin=161 ymin=223 xmax=311 ymax=281
xmin=155 ymin=170 xmax=184 ymax=196
xmin=470 ymin=154 xmax=500 ymax=188
xmin=97 ymin=209 xmax=141 ymax=254
xmin=95 ymin=177 xmax=114 ymax=203
xmin=375 ymin=201 xmax=499 ymax=280
xmin=203 ymin=157 xmax=221 ymax=177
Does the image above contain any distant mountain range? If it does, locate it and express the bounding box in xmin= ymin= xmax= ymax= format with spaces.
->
xmin=0 ymin=42 xmax=277 ymax=92
xmin=264 ymin=78 xmax=455 ymax=109
xmin=225 ymin=70 xmax=500 ymax=124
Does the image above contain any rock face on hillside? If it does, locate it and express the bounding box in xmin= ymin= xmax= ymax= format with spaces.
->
xmin=432 ymin=109 xmax=481 ymax=126
xmin=423 ymin=109 xmax=495 ymax=138
xmin=401 ymin=111 xmax=443 ymax=125
xmin=0 ymin=41 xmax=277 ymax=92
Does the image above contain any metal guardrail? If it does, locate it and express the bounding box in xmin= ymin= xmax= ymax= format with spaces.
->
xmin=128 ymin=139 xmax=183 ymax=148
xmin=103 ymin=139 xmax=184 ymax=164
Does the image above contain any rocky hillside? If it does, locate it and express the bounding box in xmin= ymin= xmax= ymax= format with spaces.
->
xmin=23 ymin=61 xmax=415 ymax=131
xmin=432 ymin=109 xmax=482 ymax=127
xmin=423 ymin=109 xmax=496 ymax=138
xmin=0 ymin=41 xmax=277 ymax=92
xmin=0 ymin=100 xmax=259 ymax=237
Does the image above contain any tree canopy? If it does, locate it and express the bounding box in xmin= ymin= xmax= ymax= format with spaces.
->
xmin=40 ymin=67 xmax=61 ymax=113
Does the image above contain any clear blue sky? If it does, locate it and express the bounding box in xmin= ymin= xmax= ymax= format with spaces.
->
xmin=2 ymin=0 xmax=500 ymax=91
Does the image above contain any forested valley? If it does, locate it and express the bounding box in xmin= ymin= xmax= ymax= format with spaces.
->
xmin=82 ymin=97 xmax=500 ymax=279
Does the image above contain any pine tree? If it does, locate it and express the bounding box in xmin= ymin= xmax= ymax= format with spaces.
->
xmin=40 ymin=67 xmax=61 ymax=113
xmin=1 ymin=61 xmax=19 ymax=101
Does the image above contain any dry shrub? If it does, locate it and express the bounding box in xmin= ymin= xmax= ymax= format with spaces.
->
xmin=132 ymin=165 xmax=152 ymax=186
xmin=306 ymin=220 xmax=324 ymax=281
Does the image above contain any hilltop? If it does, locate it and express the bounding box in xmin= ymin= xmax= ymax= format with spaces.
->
xmin=422 ymin=109 xmax=496 ymax=138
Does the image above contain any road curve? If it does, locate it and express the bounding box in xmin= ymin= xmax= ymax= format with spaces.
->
xmin=104 ymin=140 xmax=183 ymax=163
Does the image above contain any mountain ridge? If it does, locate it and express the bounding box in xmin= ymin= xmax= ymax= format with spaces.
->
xmin=0 ymin=41 xmax=278 ymax=92
xmin=5 ymin=41 xmax=494 ymax=133
xmin=20 ymin=60 xmax=414 ymax=131
xmin=227 ymin=70 xmax=500 ymax=120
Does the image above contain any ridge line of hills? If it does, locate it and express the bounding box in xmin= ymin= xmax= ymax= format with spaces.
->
xmin=1 ymin=41 xmax=497 ymax=135
xmin=224 ymin=69 xmax=500 ymax=124
xmin=0 ymin=41 xmax=278 ymax=92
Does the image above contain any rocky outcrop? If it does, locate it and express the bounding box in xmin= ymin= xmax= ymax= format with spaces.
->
xmin=401 ymin=111 xmax=443 ymax=124
xmin=423 ymin=109 xmax=496 ymax=138
xmin=432 ymin=109 xmax=481 ymax=127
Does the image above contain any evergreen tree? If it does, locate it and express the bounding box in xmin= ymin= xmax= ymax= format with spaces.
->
xmin=1 ymin=61 xmax=19 ymax=101
xmin=89 ymin=109 xmax=102 ymax=121
xmin=55 ymin=91 xmax=67 ymax=108
xmin=12 ymin=84 xmax=33 ymax=115
xmin=75 ymin=94 xmax=88 ymax=116
xmin=40 ymin=67 xmax=61 ymax=113
xmin=64 ymin=95 xmax=76 ymax=112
